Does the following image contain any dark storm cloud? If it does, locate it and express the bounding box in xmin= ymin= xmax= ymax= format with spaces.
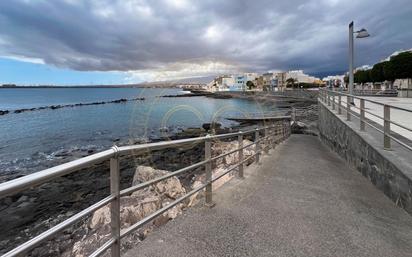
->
xmin=0 ymin=0 xmax=411 ymax=77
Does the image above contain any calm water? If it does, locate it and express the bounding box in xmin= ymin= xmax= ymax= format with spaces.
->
xmin=0 ymin=88 xmax=273 ymax=178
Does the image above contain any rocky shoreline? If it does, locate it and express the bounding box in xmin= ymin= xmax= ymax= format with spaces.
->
xmin=0 ymin=123 xmax=255 ymax=256
xmin=0 ymin=97 xmax=145 ymax=116
xmin=0 ymin=91 xmax=318 ymax=256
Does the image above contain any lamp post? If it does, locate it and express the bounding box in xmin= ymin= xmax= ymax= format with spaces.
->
xmin=348 ymin=21 xmax=369 ymax=104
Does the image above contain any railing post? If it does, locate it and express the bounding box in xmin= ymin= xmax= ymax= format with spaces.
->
xmin=255 ymin=128 xmax=260 ymax=164
xmin=346 ymin=96 xmax=351 ymax=121
xmin=327 ymin=92 xmax=331 ymax=106
xmin=272 ymin=124 xmax=277 ymax=147
xmin=110 ymin=154 xmax=121 ymax=257
xmin=384 ymin=105 xmax=391 ymax=149
xmin=205 ymin=135 xmax=214 ymax=206
xmin=338 ymin=95 xmax=342 ymax=115
xmin=287 ymin=119 xmax=291 ymax=137
xmin=264 ymin=127 xmax=269 ymax=154
xmin=360 ymin=99 xmax=365 ymax=131
xmin=238 ymin=132 xmax=244 ymax=178
xmin=332 ymin=92 xmax=335 ymax=110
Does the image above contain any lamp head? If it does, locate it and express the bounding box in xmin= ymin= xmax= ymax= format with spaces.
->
xmin=356 ymin=28 xmax=370 ymax=38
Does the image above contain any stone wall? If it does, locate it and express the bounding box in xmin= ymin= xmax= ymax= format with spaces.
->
xmin=318 ymin=102 xmax=412 ymax=214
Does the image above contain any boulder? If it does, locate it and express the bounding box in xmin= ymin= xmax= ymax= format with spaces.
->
xmin=202 ymin=122 xmax=222 ymax=131
xmin=291 ymin=121 xmax=308 ymax=134
xmin=67 ymin=166 xmax=186 ymax=257
xmin=132 ymin=166 xmax=185 ymax=199
xmin=211 ymin=139 xmax=255 ymax=167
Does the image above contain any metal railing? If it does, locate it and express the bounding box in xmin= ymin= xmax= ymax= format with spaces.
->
xmin=352 ymin=89 xmax=398 ymax=97
xmin=319 ymin=89 xmax=412 ymax=151
xmin=0 ymin=119 xmax=291 ymax=257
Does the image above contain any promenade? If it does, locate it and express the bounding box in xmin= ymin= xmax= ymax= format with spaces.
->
xmin=125 ymin=135 xmax=412 ymax=257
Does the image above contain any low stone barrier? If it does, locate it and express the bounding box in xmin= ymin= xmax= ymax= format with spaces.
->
xmin=318 ymin=102 xmax=412 ymax=214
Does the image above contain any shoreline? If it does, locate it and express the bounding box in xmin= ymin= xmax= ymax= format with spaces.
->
xmin=0 ymin=92 xmax=316 ymax=255
xmin=0 ymin=123 xmax=252 ymax=254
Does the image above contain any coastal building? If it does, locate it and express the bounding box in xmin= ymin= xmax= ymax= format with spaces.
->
xmin=262 ymin=73 xmax=274 ymax=91
xmin=394 ymin=78 xmax=412 ymax=97
xmin=233 ymin=75 xmax=247 ymax=91
xmin=322 ymin=75 xmax=344 ymax=88
xmin=286 ymin=70 xmax=318 ymax=84
xmin=245 ymin=73 xmax=259 ymax=82
xmin=275 ymin=72 xmax=287 ymax=91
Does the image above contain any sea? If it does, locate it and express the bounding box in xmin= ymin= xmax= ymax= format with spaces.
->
xmin=0 ymin=87 xmax=274 ymax=178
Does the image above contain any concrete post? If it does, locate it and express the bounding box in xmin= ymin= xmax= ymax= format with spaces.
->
xmin=346 ymin=96 xmax=351 ymax=121
xmin=110 ymin=157 xmax=121 ymax=257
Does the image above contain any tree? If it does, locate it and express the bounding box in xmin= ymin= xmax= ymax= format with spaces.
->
xmin=370 ymin=62 xmax=385 ymax=82
xmin=344 ymin=75 xmax=349 ymax=84
xmin=286 ymin=78 xmax=296 ymax=88
xmin=354 ymin=69 xmax=371 ymax=84
xmin=389 ymin=51 xmax=412 ymax=79
xmin=383 ymin=61 xmax=395 ymax=82
xmin=246 ymin=80 xmax=255 ymax=90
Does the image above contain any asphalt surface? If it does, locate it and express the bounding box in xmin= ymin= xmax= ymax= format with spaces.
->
xmin=125 ymin=135 xmax=412 ymax=257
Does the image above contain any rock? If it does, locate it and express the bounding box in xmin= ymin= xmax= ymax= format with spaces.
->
xmin=188 ymin=180 xmax=204 ymax=207
xmin=202 ymin=122 xmax=222 ymax=131
xmin=291 ymin=121 xmax=308 ymax=134
xmin=69 ymin=166 xmax=186 ymax=257
xmin=17 ymin=195 xmax=29 ymax=203
xmin=159 ymin=127 xmax=169 ymax=132
xmin=133 ymin=166 xmax=185 ymax=199
xmin=211 ymin=139 xmax=255 ymax=167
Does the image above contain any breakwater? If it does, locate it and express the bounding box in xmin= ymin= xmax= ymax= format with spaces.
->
xmin=0 ymin=97 xmax=145 ymax=116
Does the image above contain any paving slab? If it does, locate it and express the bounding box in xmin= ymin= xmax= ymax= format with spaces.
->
xmin=125 ymin=135 xmax=412 ymax=257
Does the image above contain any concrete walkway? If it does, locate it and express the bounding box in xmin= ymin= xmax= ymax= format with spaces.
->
xmin=125 ymin=135 xmax=412 ymax=257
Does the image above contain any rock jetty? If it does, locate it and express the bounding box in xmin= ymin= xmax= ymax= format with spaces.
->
xmin=0 ymin=97 xmax=145 ymax=116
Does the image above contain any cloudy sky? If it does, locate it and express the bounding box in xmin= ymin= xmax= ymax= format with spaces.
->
xmin=0 ymin=0 xmax=411 ymax=85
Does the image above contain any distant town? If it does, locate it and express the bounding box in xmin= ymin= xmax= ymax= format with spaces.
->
xmin=180 ymin=48 xmax=412 ymax=98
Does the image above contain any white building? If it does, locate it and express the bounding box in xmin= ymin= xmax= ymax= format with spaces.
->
xmin=232 ymin=74 xmax=247 ymax=91
xmin=245 ymin=73 xmax=258 ymax=82
xmin=322 ymin=75 xmax=344 ymax=88
xmin=394 ymin=79 xmax=412 ymax=98
xmin=286 ymin=70 xmax=318 ymax=84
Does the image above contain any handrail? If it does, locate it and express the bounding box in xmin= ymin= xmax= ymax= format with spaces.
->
xmin=322 ymin=89 xmax=412 ymax=112
xmin=319 ymin=88 xmax=412 ymax=151
xmin=0 ymin=118 xmax=291 ymax=257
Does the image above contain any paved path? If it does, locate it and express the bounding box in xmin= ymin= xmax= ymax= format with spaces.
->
xmin=125 ymin=135 xmax=412 ymax=257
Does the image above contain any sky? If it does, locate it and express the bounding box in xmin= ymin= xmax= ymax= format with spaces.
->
xmin=0 ymin=0 xmax=411 ymax=85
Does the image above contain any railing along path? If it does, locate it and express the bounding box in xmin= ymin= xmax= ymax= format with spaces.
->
xmin=0 ymin=119 xmax=291 ymax=257
xmin=319 ymin=89 xmax=412 ymax=151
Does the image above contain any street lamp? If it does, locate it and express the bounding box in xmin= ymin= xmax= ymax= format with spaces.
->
xmin=349 ymin=21 xmax=370 ymax=104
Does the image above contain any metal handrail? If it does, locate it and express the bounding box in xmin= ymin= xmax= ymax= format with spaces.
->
xmin=0 ymin=118 xmax=291 ymax=257
xmin=323 ymin=89 xmax=412 ymax=112
xmin=319 ymin=88 xmax=412 ymax=151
